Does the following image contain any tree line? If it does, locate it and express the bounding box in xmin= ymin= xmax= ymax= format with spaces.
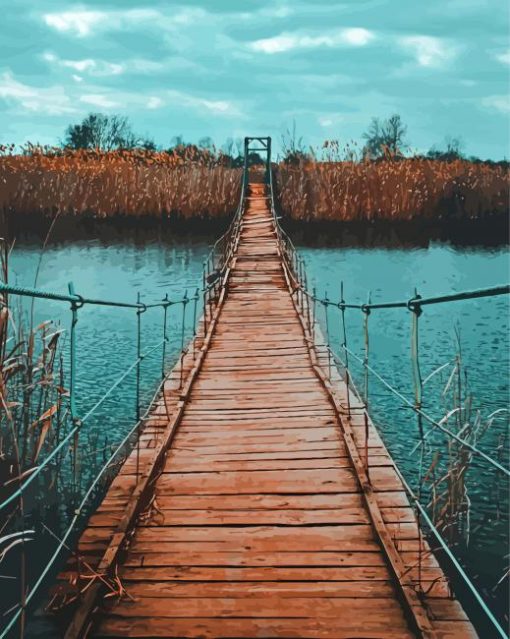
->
xmin=58 ymin=112 xmax=504 ymax=166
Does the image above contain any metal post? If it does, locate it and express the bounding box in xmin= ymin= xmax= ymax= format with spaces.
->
xmin=68 ymin=282 xmax=82 ymax=499
xmin=305 ymin=271 xmax=312 ymax=334
xmin=312 ymin=287 xmax=317 ymax=338
xmin=192 ymin=288 xmax=199 ymax=358
xmin=362 ymin=292 xmax=371 ymax=409
xmin=202 ymin=265 xmax=208 ymax=336
xmin=324 ymin=291 xmax=331 ymax=379
xmin=339 ymin=282 xmax=351 ymax=419
xmin=136 ymin=293 xmax=142 ymax=422
xmin=161 ymin=294 xmax=169 ymax=379
xmin=179 ymin=291 xmax=189 ymax=389
xmin=265 ymin=137 xmax=272 ymax=184
xmin=243 ymin=138 xmax=249 ymax=190
xmin=409 ymin=289 xmax=425 ymax=487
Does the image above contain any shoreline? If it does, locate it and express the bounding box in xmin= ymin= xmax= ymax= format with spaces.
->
xmin=4 ymin=210 xmax=508 ymax=249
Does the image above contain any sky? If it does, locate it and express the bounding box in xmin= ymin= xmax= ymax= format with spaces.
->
xmin=0 ymin=0 xmax=509 ymax=159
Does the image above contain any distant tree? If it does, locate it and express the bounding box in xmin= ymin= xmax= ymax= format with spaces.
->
xmin=63 ymin=113 xmax=141 ymax=150
xmin=427 ymin=136 xmax=464 ymax=161
xmin=363 ymin=114 xmax=407 ymax=159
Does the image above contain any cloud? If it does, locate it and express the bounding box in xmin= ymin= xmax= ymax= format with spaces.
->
xmin=481 ymin=95 xmax=510 ymax=114
xmin=43 ymin=52 xmax=124 ymax=76
xmin=0 ymin=71 xmax=75 ymax=114
xmin=249 ymin=28 xmax=375 ymax=54
xmin=398 ymin=35 xmax=458 ymax=68
xmin=166 ymin=90 xmax=243 ymax=117
xmin=42 ymin=8 xmax=207 ymax=38
xmin=147 ymin=96 xmax=163 ymax=109
xmin=43 ymin=10 xmax=105 ymax=37
xmin=494 ymin=50 xmax=510 ymax=66
xmin=80 ymin=94 xmax=119 ymax=109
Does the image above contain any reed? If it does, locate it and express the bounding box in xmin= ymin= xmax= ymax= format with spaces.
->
xmin=276 ymin=158 xmax=509 ymax=222
xmin=1 ymin=147 xmax=508 ymax=227
xmin=0 ymin=147 xmax=241 ymax=223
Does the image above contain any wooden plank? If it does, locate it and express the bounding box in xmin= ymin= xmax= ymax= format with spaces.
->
xmin=96 ymin=617 xmax=415 ymax=638
xmin=123 ymin=550 xmax=384 ymax=567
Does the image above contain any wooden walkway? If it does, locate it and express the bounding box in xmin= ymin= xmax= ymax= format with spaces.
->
xmin=55 ymin=182 xmax=477 ymax=638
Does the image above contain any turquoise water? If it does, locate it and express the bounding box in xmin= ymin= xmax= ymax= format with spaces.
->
xmin=5 ymin=236 xmax=510 ymax=634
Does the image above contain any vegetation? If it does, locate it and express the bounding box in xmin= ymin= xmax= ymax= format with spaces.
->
xmin=0 ymin=147 xmax=241 ymax=224
xmin=0 ymin=112 xmax=508 ymax=230
xmin=276 ymin=155 xmax=509 ymax=223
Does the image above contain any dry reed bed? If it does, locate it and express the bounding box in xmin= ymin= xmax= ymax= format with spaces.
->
xmin=276 ymin=159 xmax=509 ymax=222
xmin=0 ymin=150 xmax=241 ymax=221
xmin=0 ymin=151 xmax=508 ymax=224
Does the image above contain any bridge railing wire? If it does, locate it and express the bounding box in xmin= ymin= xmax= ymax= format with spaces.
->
xmin=0 ymin=172 xmax=248 ymax=637
xmin=269 ymin=165 xmax=509 ymax=638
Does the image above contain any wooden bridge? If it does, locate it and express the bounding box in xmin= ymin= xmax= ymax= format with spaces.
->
xmin=50 ymin=141 xmax=477 ymax=638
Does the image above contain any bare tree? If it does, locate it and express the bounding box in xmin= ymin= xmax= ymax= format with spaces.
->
xmin=64 ymin=113 xmax=140 ymax=150
xmin=363 ymin=114 xmax=407 ymax=159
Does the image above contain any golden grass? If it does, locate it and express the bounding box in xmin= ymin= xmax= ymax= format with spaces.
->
xmin=276 ymin=159 xmax=509 ymax=222
xmin=0 ymin=148 xmax=241 ymax=221
xmin=0 ymin=149 xmax=508 ymax=224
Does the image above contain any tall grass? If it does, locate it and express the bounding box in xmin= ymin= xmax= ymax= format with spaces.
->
xmin=1 ymin=147 xmax=508 ymax=226
xmin=276 ymin=158 xmax=509 ymax=222
xmin=0 ymin=147 xmax=241 ymax=223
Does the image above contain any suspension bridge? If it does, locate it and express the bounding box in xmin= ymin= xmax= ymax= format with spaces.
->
xmin=0 ymin=137 xmax=509 ymax=638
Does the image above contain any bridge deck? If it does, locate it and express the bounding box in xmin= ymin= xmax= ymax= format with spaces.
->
xmin=58 ymin=183 xmax=476 ymax=638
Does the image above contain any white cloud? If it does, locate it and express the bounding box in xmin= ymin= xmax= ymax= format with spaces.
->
xmin=42 ymin=7 xmax=207 ymax=38
xmin=72 ymin=75 xmax=84 ymax=83
xmin=318 ymin=117 xmax=333 ymax=127
xmin=147 ymin=96 xmax=163 ymax=109
xmin=249 ymin=28 xmax=375 ymax=54
xmin=0 ymin=71 xmax=75 ymax=115
xmin=494 ymin=50 xmax=510 ymax=66
xmin=166 ymin=90 xmax=243 ymax=117
xmin=80 ymin=94 xmax=119 ymax=109
xmin=398 ymin=35 xmax=458 ymax=68
xmin=43 ymin=10 xmax=105 ymax=37
xmin=43 ymin=52 xmax=124 ymax=77
xmin=482 ymin=95 xmax=510 ymax=114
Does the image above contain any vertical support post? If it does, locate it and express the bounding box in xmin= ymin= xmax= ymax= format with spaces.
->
xmin=265 ymin=137 xmax=272 ymax=185
xmin=136 ymin=293 xmax=142 ymax=423
xmin=202 ymin=265 xmax=208 ymax=337
xmin=161 ymin=294 xmax=169 ymax=379
xmin=409 ymin=289 xmax=424 ymax=592
xmin=339 ymin=281 xmax=351 ymax=419
xmin=68 ymin=282 xmax=82 ymax=593
xmin=192 ymin=288 xmax=199 ymax=358
xmin=305 ymin=271 xmax=312 ymax=335
xmin=362 ymin=292 xmax=371 ymax=409
xmin=135 ymin=293 xmax=146 ymax=482
xmin=361 ymin=292 xmax=372 ymax=479
xmin=243 ymin=138 xmax=249 ymax=191
xmin=68 ymin=282 xmax=81 ymax=499
xmin=312 ymin=287 xmax=317 ymax=338
xmin=179 ymin=291 xmax=189 ymax=389
xmin=409 ymin=290 xmax=424 ymax=441
xmin=324 ymin=291 xmax=331 ymax=379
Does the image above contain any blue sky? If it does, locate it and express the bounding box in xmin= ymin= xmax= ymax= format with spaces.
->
xmin=0 ymin=0 xmax=509 ymax=158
